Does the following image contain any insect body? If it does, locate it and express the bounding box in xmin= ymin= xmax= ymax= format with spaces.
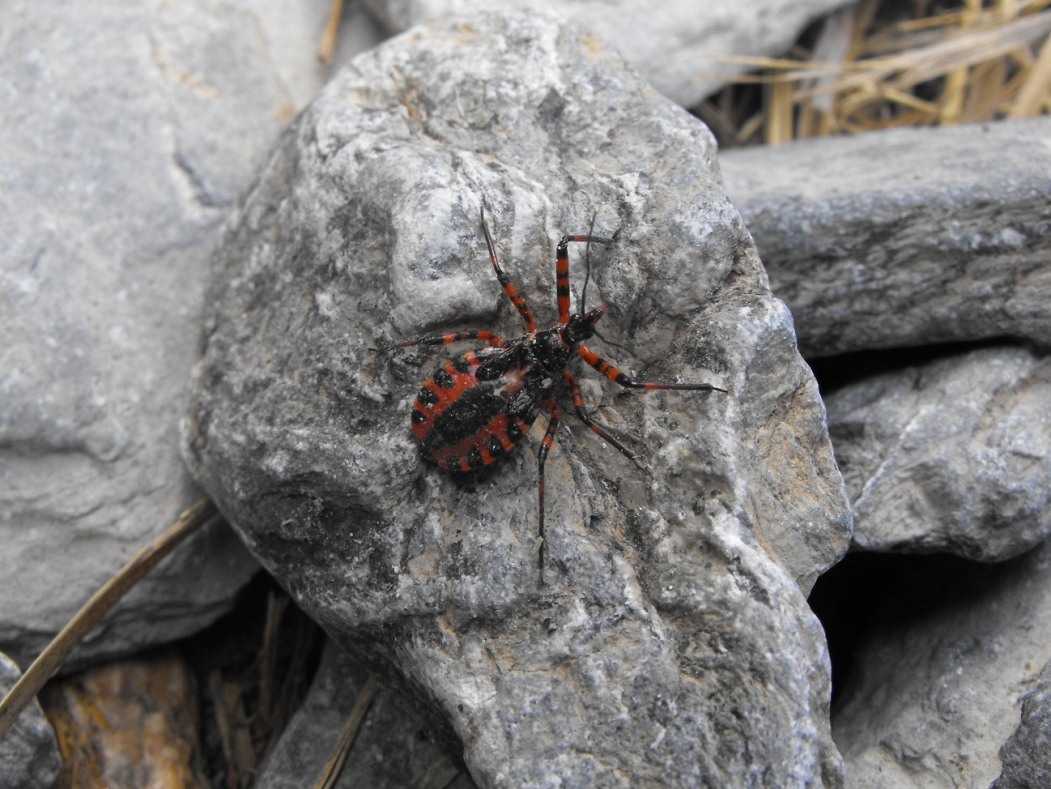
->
xmin=396 ymin=208 xmax=725 ymax=585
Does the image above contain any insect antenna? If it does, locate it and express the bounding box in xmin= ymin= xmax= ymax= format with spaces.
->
xmin=579 ymin=212 xmax=597 ymax=315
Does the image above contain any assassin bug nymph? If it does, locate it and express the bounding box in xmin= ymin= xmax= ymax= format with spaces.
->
xmin=394 ymin=207 xmax=726 ymax=585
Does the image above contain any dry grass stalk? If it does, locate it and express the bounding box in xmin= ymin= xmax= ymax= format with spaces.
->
xmin=701 ymin=0 xmax=1051 ymax=145
xmin=318 ymin=0 xmax=344 ymax=64
xmin=311 ymin=674 xmax=379 ymax=789
xmin=0 ymin=498 xmax=217 ymax=742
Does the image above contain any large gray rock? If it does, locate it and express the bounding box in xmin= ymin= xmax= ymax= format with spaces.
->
xmin=832 ymin=542 xmax=1051 ymax=788
xmin=720 ymin=118 xmax=1051 ymax=358
xmin=0 ymin=2 xmax=383 ymax=668
xmin=184 ymin=10 xmax=849 ymax=787
xmin=825 ymin=345 xmax=1051 ymax=559
xmin=0 ymin=652 xmax=60 ymax=789
xmin=360 ymin=0 xmax=850 ymax=106
xmin=994 ymin=659 xmax=1051 ymax=789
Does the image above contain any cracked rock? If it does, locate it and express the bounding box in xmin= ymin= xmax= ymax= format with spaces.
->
xmin=825 ymin=345 xmax=1051 ymax=559
xmin=721 ymin=117 xmax=1051 ymax=358
xmin=184 ymin=10 xmax=849 ymax=787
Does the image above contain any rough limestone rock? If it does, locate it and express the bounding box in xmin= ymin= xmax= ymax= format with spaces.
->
xmin=0 ymin=652 xmax=60 ymax=789
xmin=360 ymin=0 xmax=851 ymax=106
xmin=0 ymin=1 xmax=383 ymax=668
xmin=832 ymin=542 xmax=1051 ymax=789
xmin=994 ymin=659 xmax=1051 ymax=789
xmin=184 ymin=10 xmax=850 ymax=787
xmin=720 ymin=118 xmax=1051 ymax=358
xmin=258 ymin=642 xmax=476 ymax=789
xmin=825 ymin=345 xmax=1051 ymax=559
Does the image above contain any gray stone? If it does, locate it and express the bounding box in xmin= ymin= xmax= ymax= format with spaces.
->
xmin=825 ymin=345 xmax=1051 ymax=560
xmin=360 ymin=0 xmax=850 ymax=106
xmin=184 ymin=10 xmax=849 ymax=787
xmin=0 ymin=652 xmax=61 ymax=789
xmin=0 ymin=1 xmax=383 ymax=669
xmin=257 ymin=641 xmax=476 ymax=789
xmin=720 ymin=118 xmax=1051 ymax=358
xmin=832 ymin=542 xmax=1051 ymax=789
xmin=994 ymin=660 xmax=1051 ymax=789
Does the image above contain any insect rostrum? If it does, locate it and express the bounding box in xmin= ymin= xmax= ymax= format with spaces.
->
xmin=395 ymin=207 xmax=725 ymax=585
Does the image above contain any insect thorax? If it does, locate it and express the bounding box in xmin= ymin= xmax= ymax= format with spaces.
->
xmin=526 ymin=328 xmax=574 ymax=379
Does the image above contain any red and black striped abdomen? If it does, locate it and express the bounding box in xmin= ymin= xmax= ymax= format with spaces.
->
xmin=411 ymin=349 xmax=540 ymax=473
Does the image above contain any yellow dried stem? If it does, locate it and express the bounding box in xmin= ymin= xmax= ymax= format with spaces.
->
xmin=796 ymin=104 xmax=818 ymax=138
xmin=1004 ymin=56 xmax=1040 ymax=94
xmin=938 ymin=0 xmax=982 ymax=124
xmin=881 ymin=86 xmax=939 ymax=115
xmin=837 ymin=13 xmax=1051 ymax=97
xmin=705 ymin=0 xmax=1049 ymax=147
xmin=962 ymin=58 xmax=1011 ymax=120
xmin=817 ymin=110 xmax=840 ymax=136
xmin=836 ymin=86 xmax=883 ymax=118
xmin=897 ymin=11 xmax=970 ymax=33
xmin=765 ymin=80 xmax=795 ymax=144
xmin=318 ymin=0 xmax=344 ymax=64
xmin=995 ymin=0 xmax=1021 ymax=22
xmin=312 ymin=675 xmax=380 ymax=789
xmin=736 ymin=111 xmax=766 ymax=145
xmin=940 ymin=67 xmax=970 ymax=123
xmin=0 ymin=499 xmax=218 ymax=742
xmin=1008 ymin=26 xmax=1051 ymax=115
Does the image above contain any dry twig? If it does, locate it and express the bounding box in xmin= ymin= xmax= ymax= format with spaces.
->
xmin=0 ymin=498 xmax=218 ymax=741
xmin=700 ymin=0 xmax=1051 ymax=145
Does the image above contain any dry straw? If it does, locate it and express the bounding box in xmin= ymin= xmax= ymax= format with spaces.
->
xmin=698 ymin=0 xmax=1051 ymax=146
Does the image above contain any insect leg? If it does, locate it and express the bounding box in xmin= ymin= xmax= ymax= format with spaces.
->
xmin=536 ymin=397 xmax=562 ymax=586
xmin=392 ymin=330 xmax=506 ymax=350
xmin=480 ymin=207 xmax=538 ymax=332
xmin=563 ymin=371 xmax=644 ymax=469
xmin=555 ymin=231 xmax=616 ymax=324
xmin=578 ymin=343 xmax=727 ymax=392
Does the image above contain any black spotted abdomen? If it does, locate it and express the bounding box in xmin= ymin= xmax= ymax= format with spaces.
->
xmin=411 ymin=351 xmax=540 ymax=473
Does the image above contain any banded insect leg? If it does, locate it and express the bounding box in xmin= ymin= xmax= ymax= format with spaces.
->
xmin=554 ymin=231 xmax=615 ymax=323
xmin=393 ymin=330 xmax=506 ymax=350
xmin=563 ymin=370 xmax=644 ymax=469
xmin=578 ymin=344 xmax=727 ymax=393
xmin=535 ymin=397 xmax=562 ymax=586
xmin=480 ymin=207 xmax=538 ymax=332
